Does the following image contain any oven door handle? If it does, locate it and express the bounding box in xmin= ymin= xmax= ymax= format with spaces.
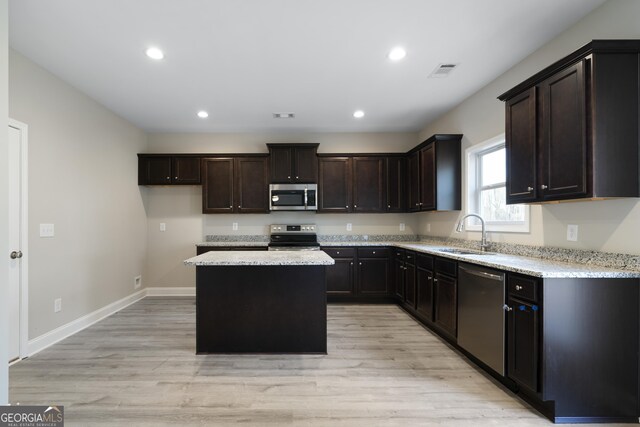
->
xmin=304 ymin=187 xmax=308 ymax=209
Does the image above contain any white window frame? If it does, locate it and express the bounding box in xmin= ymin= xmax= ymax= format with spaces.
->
xmin=465 ymin=134 xmax=530 ymax=233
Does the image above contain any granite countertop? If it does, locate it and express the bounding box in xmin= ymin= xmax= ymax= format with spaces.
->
xmin=197 ymin=241 xmax=269 ymax=247
xmin=195 ymin=240 xmax=640 ymax=279
xmin=185 ymin=250 xmax=335 ymax=266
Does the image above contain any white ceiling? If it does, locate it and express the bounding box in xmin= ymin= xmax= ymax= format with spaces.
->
xmin=9 ymin=0 xmax=606 ymax=133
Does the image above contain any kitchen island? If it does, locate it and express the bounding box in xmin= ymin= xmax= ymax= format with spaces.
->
xmin=184 ymin=250 xmax=334 ymax=354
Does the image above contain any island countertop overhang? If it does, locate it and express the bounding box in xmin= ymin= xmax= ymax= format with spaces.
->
xmin=184 ymin=250 xmax=335 ymax=266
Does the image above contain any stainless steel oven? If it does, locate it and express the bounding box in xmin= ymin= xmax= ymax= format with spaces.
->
xmin=269 ymin=184 xmax=317 ymax=211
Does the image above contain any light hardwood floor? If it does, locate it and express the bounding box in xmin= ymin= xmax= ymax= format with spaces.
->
xmin=9 ymin=298 xmax=613 ymax=426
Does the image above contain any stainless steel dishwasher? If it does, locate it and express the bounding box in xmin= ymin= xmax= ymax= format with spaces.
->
xmin=457 ymin=262 xmax=506 ymax=375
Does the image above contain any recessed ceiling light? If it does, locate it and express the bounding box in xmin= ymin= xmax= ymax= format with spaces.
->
xmin=388 ymin=47 xmax=407 ymax=61
xmin=145 ymin=47 xmax=164 ymax=60
xmin=197 ymin=111 xmax=209 ymax=119
xmin=353 ymin=110 xmax=365 ymax=119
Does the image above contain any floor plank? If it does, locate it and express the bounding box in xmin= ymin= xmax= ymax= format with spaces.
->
xmin=9 ymin=298 xmax=621 ymax=426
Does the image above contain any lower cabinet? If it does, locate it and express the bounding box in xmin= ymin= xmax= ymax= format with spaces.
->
xmin=324 ymin=247 xmax=391 ymax=300
xmin=404 ymin=253 xmax=417 ymax=308
xmin=393 ymin=249 xmax=406 ymax=299
xmin=416 ymin=254 xmax=434 ymax=321
xmin=433 ymin=257 xmax=457 ymax=338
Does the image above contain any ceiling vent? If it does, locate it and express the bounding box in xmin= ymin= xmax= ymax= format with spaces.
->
xmin=273 ymin=112 xmax=296 ymax=119
xmin=429 ymin=63 xmax=459 ymax=78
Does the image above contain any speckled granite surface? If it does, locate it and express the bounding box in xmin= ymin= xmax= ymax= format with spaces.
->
xmin=196 ymin=235 xmax=640 ymax=278
xmin=205 ymin=235 xmax=269 ymax=242
xmin=185 ymin=250 xmax=334 ymax=266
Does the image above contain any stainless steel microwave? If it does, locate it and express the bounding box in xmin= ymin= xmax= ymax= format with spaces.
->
xmin=269 ymin=184 xmax=317 ymax=211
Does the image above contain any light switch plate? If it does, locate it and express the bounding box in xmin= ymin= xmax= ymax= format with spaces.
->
xmin=40 ymin=223 xmax=55 ymax=237
xmin=232 ymin=222 xmax=238 ymax=231
xmin=346 ymin=223 xmax=352 ymax=231
xmin=399 ymin=223 xmax=405 ymax=231
xmin=159 ymin=222 xmax=166 ymax=232
xmin=567 ymin=224 xmax=579 ymax=242
xmin=54 ymin=298 xmax=62 ymax=313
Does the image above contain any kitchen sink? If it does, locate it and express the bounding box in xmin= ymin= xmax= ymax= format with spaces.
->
xmin=435 ymin=248 xmax=491 ymax=255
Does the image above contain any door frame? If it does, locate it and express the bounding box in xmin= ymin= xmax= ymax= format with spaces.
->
xmin=8 ymin=118 xmax=29 ymax=362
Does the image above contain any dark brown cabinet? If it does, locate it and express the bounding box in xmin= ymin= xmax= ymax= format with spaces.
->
xmin=433 ymin=257 xmax=457 ymax=338
xmin=416 ymin=254 xmax=434 ymax=321
xmin=202 ymin=156 xmax=268 ymax=214
xmin=357 ymin=248 xmax=391 ymax=295
xmin=393 ymin=250 xmax=406 ymax=299
xmin=138 ymin=155 xmax=201 ymax=185
xmin=267 ymin=144 xmax=318 ymax=183
xmin=500 ymin=40 xmax=640 ymax=204
xmin=324 ymin=248 xmax=356 ymax=296
xmin=407 ymin=135 xmax=462 ymax=212
xmin=353 ymin=157 xmax=385 ymax=213
xmin=318 ymin=157 xmax=352 ymax=212
xmin=404 ymin=252 xmax=416 ymax=308
xmin=386 ymin=157 xmax=406 ymax=212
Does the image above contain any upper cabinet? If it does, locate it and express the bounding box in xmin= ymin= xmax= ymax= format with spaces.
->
xmin=318 ymin=157 xmax=352 ymax=212
xmin=202 ymin=156 xmax=269 ymax=214
xmin=499 ymin=40 xmax=640 ymax=204
xmin=138 ymin=154 xmax=201 ymax=185
xmin=407 ymin=135 xmax=462 ymax=212
xmin=353 ymin=157 xmax=386 ymax=213
xmin=267 ymin=143 xmax=318 ymax=183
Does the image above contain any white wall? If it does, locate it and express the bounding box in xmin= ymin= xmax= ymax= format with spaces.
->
xmin=417 ymin=0 xmax=640 ymax=255
xmin=0 ymin=0 xmax=10 ymax=406
xmin=144 ymin=132 xmax=419 ymax=287
xmin=9 ymin=50 xmax=149 ymax=339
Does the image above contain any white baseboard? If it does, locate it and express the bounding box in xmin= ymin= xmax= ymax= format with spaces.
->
xmin=26 ymin=289 xmax=146 ymax=357
xmin=145 ymin=286 xmax=195 ymax=296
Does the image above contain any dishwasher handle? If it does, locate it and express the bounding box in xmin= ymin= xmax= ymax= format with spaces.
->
xmin=459 ymin=265 xmax=504 ymax=281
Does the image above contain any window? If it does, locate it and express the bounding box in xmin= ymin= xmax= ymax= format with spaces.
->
xmin=466 ymin=135 xmax=529 ymax=233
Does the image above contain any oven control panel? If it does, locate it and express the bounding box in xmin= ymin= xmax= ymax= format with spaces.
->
xmin=270 ymin=224 xmax=316 ymax=233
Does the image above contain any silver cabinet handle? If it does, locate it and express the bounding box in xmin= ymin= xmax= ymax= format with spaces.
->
xmin=10 ymin=251 xmax=23 ymax=259
xmin=346 ymin=205 xmax=349 ymax=208
xmin=359 ymin=262 xmax=362 ymax=265
xmin=166 ymin=176 xmax=170 ymax=180
xmin=350 ymin=262 xmax=353 ymax=266
xmin=354 ymin=204 xmax=357 ymax=208
xmin=419 ymin=202 xmax=423 ymax=205
xmin=503 ymin=304 xmax=513 ymax=312
xmin=287 ymin=176 xmax=291 ymax=179
xmin=434 ymin=278 xmax=438 ymax=283
xmin=388 ymin=204 xmax=391 ymax=208
xmin=174 ymin=176 xmax=178 ymax=179
xmin=229 ymin=205 xmax=232 ymax=208
xmin=541 ymin=184 xmax=548 ymax=190
xmin=238 ymin=205 xmax=241 ymax=208
xmin=296 ymin=176 xmax=299 ymax=179
xmin=515 ymin=285 xmax=523 ymax=291
xmin=527 ymin=186 xmax=533 ymax=192
xmin=427 ymin=276 xmax=432 ymax=281
xmin=336 ymin=251 xmax=340 ymax=255
xmin=372 ymin=251 xmax=376 ymax=254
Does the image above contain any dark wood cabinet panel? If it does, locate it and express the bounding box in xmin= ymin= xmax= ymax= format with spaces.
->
xmin=235 ymin=157 xmax=269 ymax=213
xmin=358 ymin=257 xmax=390 ymax=295
xmin=326 ymin=257 xmax=355 ymax=295
xmin=416 ymin=266 xmax=434 ymax=321
xmin=420 ymin=145 xmax=436 ymax=210
xmin=404 ymin=262 xmax=416 ymax=309
xmin=507 ymin=296 xmax=540 ymax=394
xmin=540 ymin=60 xmax=588 ymax=200
xmin=434 ymin=272 xmax=457 ymax=338
xmin=139 ymin=155 xmax=201 ymax=185
xmin=267 ymin=144 xmax=318 ymax=183
xmin=394 ymin=258 xmax=405 ymax=299
xmin=172 ymin=156 xmax=201 ymax=184
xmin=386 ymin=157 xmax=405 ymax=212
xmin=506 ymin=87 xmax=538 ymax=203
xmin=138 ymin=156 xmax=172 ymax=185
xmin=353 ymin=157 xmax=385 ymax=213
xmin=202 ymin=158 xmax=234 ymax=213
xmin=318 ymin=157 xmax=352 ymax=212
xmin=408 ymin=152 xmax=420 ymax=212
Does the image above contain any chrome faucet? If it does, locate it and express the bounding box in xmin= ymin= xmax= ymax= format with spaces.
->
xmin=456 ymin=214 xmax=489 ymax=252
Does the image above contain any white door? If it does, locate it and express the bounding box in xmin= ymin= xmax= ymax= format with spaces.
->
xmin=8 ymin=124 xmax=23 ymax=362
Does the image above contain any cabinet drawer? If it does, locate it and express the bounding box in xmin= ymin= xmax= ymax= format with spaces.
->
xmin=508 ymin=274 xmax=538 ymax=301
xmin=357 ymin=247 xmax=389 ymax=258
xmin=417 ymin=253 xmax=433 ymax=271
xmin=323 ymin=247 xmax=356 ymax=258
xmin=405 ymin=251 xmax=416 ymax=264
xmin=435 ymin=257 xmax=457 ymax=277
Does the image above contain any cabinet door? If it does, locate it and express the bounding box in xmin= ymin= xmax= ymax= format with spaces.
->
xmin=269 ymin=147 xmax=292 ymax=183
xmin=235 ymin=157 xmax=269 ymax=213
xmin=202 ymin=158 xmax=234 ymax=213
xmin=326 ymin=257 xmax=355 ymax=295
xmin=394 ymin=258 xmax=405 ymax=299
xmin=318 ymin=157 xmax=352 ymax=212
xmin=358 ymin=258 xmax=389 ymax=295
xmin=507 ymin=297 xmax=540 ymax=393
xmin=139 ymin=156 xmax=172 ymax=185
xmin=386 ymin=157 xmax=406 ymax=212
xmin=405 ymin=262 xmax=416 ymax=309
xmin=420 ymin=145 xmax=436 ymax=210
xmin=408 ymin=151 xmax=421 ymax=212
xmin=172 ymin=156 xmax=201 ymax=184
xmin=506 ymin=88 xmax=537 ymax=203
xmin=434 ymin=273 xmax=457 ymax=337
xmin=417 ymin=267 xmax=434 ymax=321
xmin=293 ymin=147 xmax=318 ymax=183
xmin=353 ymin=157 xmax=385 ymax=212
xmin=540 ymin=60 xmax=588 ymax=200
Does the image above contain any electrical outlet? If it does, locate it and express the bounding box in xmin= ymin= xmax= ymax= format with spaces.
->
xmin=159 ymin=222 xmax=166 ymax=232
xmin=232 ymin=222 xmax=238 ymax=231
xmin=427 ymin=223 xmax=431 ymax=233
xmin=346 ymin=223 xmax=352 ymax=231
xmin=54 ymin=298 xmax=62 ymax=313
xmin=567 ymin=224 xmax=579 ymax=242
xmin=399 ymin=223 xmax=405 ymax=231
xmin=40 ymin=223 xmax=55 ymax=238
xmin=134 ymin=275 xmax=142 ymax=289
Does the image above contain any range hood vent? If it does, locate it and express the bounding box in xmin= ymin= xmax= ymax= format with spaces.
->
xmin=429 ymin=63 xmax=458 ymax=78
